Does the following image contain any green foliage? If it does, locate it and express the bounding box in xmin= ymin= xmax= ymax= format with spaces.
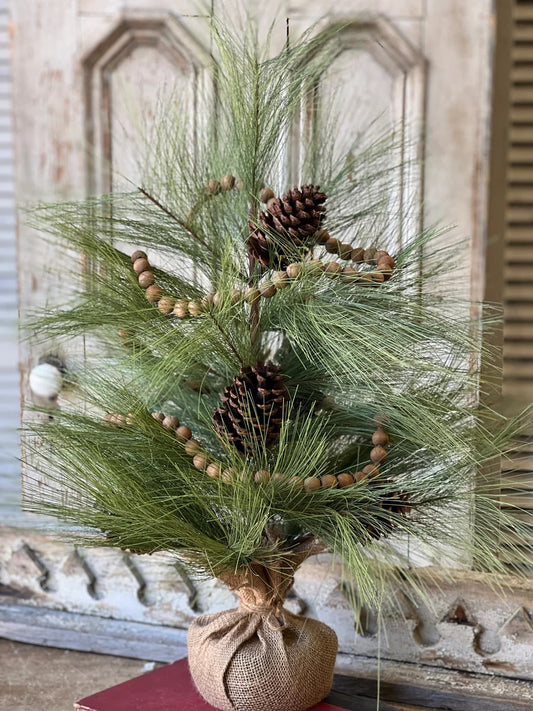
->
xmin=23 ymin=13 xmax=533 ymax=607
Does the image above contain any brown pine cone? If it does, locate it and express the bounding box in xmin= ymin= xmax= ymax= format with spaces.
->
xmin=213 ymin=361 xmax=288 ymax=454
xmin=248 ymin=185 xmax=327 ymax=268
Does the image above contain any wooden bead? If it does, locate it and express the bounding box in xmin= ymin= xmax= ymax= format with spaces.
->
xmin=340 ymin=266 xmax=358 ymax=283
xmin=358 ymin=272 xmax=373 ymax=286
xmin=231 ymin=289 xmax=242 ymax=304
xmin=221 ymin=468 xmax=235 ymax=483
xmin=133 ymin=258 xmax=150 ymax=274
xmin=307 ymin=259 xmax=325 ymax=275
xmin=315 ymin=229 xmax=330 ymax=245
xmin=339 ymin=243 xmax=353 ymax=260
xmin=272 ymin=271 xmax=289 ymax=289
xmin=370 ymin=445 xmax=387 ymax=463
xmin=369 ymin=271 xmax=385 ymax=283
xmin=351 ymin=247 xmax=365 ymax=263
xmin=176 ymin=425 xmax=192 ymax=442
xmin=324 ymin=261 xmax=341 ymax=277
xmin=254 ymin=469 xmax=270 ymax=484
xmin=207 ymin=179 xmax=221 ymax=195
xmin=138 ymin=270 xmax=155 ymax=288
xmin=372 ymin=428 xmax=389 ymax=446
xmin=245 ymin=286 xmax=260 ymax=303
xmin=286 ymin=262 xmax=303 ymax=279
xmin=212 ymin=292 xmax=223 ymax=307
xmin=321 ymin=474 xmax=338 ymax=489
xmin=304 ymin=477 xmax=321 ymax=492
xmin=377 ymin=254 xmax=395 ymax=269
xmin=325 ymin=238 xmax=340 ymax=254
xmin=337 ymin=473 xmax=355 ymax=488
xmin=145 ymin=285 xmax=163 ymax=302
xmin=174 ymin=300 xmax=189 ymax=317
xmin=151 ymin=412 xmax=165 ymax=422
xmin=131 ymin=250 xmax=147 ymax=262
xmin=288 ymin=476 xmax=304 ymax=490
xmin=220 ymin=174 xmax=235 ymax=191
xmin=158 ymin=297 xmax=175 ymax=314
xmin=364 ymin=248 xmax=377 ymax=261
xmin=375 ymin=250 xmax=389 ymax=262
xmin=193 ymin=453 xmax=210 ymax=471
xmin=206 ymin=463 xmax=222 ymax=478
xmin=259 ymin=186 xmax=275 ymax=203
xmin=272 ymin=472 xmax=285 ymax=482
xmin=162 ymin=415 xmax=179 ymax=429
xmin=188 ymin=300 xmax=203 ymax=316
xmin=202 ymin=293 xmax=215 ymax=309
xmin=184 ymin=439 xmax=202 ymax=456
xmin=378 ymin=266 xmax=393 ymax=280
xmin=362 ymin=464 xmax=379 ymax=478
xmin=259 ymin=281 xmax=276 ymax=298
xmin=235 ymin=178 xmax=244 ymax=190
xmin=354 ymin=471 xmax=366 ymax=482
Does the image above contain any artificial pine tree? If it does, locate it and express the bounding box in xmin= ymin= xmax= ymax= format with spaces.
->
xmin=25 ymin=15 xmax=532 ymax=711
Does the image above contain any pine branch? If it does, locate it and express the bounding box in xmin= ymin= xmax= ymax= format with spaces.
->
xmin=138 ymin=185 xmax=210 ymax=251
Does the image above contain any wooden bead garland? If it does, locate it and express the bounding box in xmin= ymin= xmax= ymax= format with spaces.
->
xmin=303 ymin=421 xmax=390 ymax=492
xmin=131 ymin=240 xmax=395 ymax=322
xmin=107 ymin=408 xmax=308 ymax=489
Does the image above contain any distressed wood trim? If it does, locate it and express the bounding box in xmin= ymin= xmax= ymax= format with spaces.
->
xmin=0 ymin=602 xmax=531 ymax=710
xmin=1 ymin=527 xmax=532 ymax=680
xmin=0 ymin=602 xmax=187 ymax=662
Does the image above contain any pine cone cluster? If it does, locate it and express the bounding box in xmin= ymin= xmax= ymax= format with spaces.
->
xmin=213 ymin=361 xmax=288 ymax=453
xmin=248 ymin=184 xmax=327 ymax=268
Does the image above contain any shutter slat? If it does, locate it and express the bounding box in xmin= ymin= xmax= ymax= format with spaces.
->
xmin=504 ymin=322 xmax=533 ymax=338
xmin=512 ymin=44 xmax=533 ymax=61
xmin=510 ymin=85 xmax=533 ymax=102
xmin=504 ymin=264 xmax=533 ymax=280
xmin=506 ymin=225 xmax=533 ymax=240
xmin=507 ymin=185 xmax=533 ymax=201
xmin=514 ymin=4 xmax=533 ymax=21
xmin=511 ymin=104 xmax=533 ymax=123
xmin=504 ymin=283 xmax=533 ymax=298
xmin=510 ymin=125 xmax=533 ymax=142
xmin=506 ymin=205 xmax=533 ymax=220
xmin=505 ymin=243 xmax=533 ymax=260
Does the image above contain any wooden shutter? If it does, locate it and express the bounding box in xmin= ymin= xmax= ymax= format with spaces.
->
xmin=0 ymin=0 xmax=21 ymax=525
xmin=497 ymin=0 xmax=533 ymax=570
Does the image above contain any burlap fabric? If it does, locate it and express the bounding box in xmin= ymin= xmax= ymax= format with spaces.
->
xmin=188 ymin=552 xmax=338 ymax=711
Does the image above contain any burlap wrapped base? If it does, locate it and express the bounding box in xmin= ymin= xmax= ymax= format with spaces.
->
xmin=188 ymin=556 xmax=338 ymax=711
xmin=188 ymin=605 xmax=337 ymax=711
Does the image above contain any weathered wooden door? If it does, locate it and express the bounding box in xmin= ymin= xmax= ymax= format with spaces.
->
xmin=2 ymin=0 xmax=533 ymax=690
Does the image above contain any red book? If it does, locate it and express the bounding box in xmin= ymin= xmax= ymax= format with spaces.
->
xmin=75 ymin=658 xmax=359 ymax=711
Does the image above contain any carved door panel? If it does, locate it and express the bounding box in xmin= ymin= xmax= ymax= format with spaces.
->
xmin=4 ymin=0 xmax=532 ymax=683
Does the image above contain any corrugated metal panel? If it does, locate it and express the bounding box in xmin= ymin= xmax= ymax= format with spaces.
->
xmin=501 ymin=0 xmax=533 ymax=569
xmin=0 ymin=0 xmax=21 ymax=523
